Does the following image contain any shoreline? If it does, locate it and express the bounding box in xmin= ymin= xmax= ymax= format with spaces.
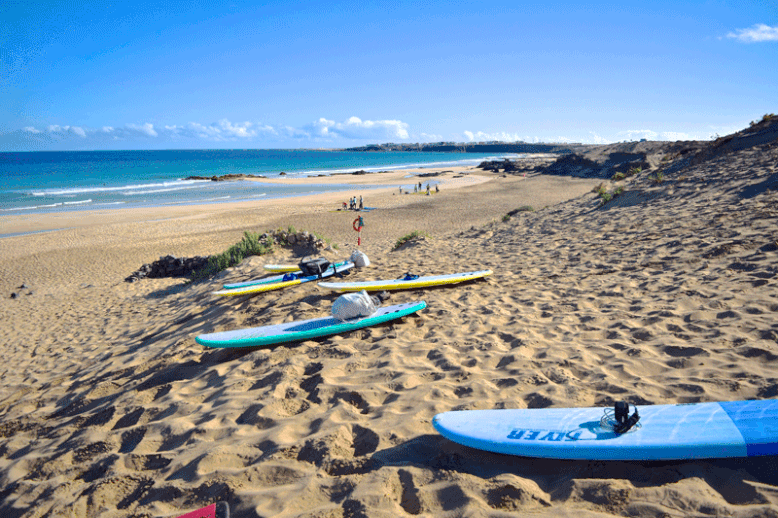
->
xmin=0 ymin=166 xmax=488 ymax=236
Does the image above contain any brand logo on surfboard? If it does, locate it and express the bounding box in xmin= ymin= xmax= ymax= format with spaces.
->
xmin=507 ymin=429 xmax=585 ymax=441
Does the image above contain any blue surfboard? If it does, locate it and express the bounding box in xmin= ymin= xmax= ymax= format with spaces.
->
xmin=433 ymin=399 xmax=778 ymax=460
xmin=222 ymin=261 xmax=351 ymax=290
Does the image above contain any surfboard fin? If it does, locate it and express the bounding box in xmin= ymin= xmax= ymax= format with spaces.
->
xmin=613 ymin=401 xmax=640 ymax=434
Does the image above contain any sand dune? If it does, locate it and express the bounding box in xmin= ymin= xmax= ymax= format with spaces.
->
xmin=1 ymin=119 xmax=777 ymax=517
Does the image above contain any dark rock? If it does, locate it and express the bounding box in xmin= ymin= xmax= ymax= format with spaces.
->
xmin=126 ymin=254 xmax=211 ymax=282
xmin=10 ymin=292 xmax=18 ymax=299
xmin=184 ymin=173 xmax=266 ymax=181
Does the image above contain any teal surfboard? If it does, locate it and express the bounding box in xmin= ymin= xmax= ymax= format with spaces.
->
xmin=433 ymin=399 xmax=778 ymax=460
xmin=196 ymin=301 xmax=426 ymax=348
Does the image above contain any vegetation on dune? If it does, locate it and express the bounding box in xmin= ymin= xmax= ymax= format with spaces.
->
xmin=650 ymin=171 xmax=665 ymax=184
xmin=750 ymin=113 xmax=776 ymax=126
xmin=594 ymin=183 xmax=624 ymax=207
xmin=190 ymin=226 xmax=337 ymax=280
xmin=502 ymin=206 xmax=534 ymax=221
xmin=393 ymin=230 xmax=430 ymax=250
xmin=192 ymin=231 xmax=275 ymax=281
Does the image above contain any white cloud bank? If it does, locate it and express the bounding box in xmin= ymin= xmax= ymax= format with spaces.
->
xmin=461 ymin=128 xmax=715 ymax=146
xmin=726 ymin=24 xmax=778 ymax=43
xmin=307 ymin=117 xmax=409 ymax=140
xmin=9 ymin=117 xmax=412 ymax=150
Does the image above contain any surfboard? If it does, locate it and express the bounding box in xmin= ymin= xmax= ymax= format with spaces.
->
xmin=214 ymin=262 xmax=355 ymax=297
xmin=317 ymin=270 xmax=492 ymax=292
xmin=196 ymin=301 xmax=426 ymax=348
xmin=264 ymin=264 xmax=301 ymax=273
xmin=225 ymin=261 xmax=350 ymax=289
xmin=175 ymin=502 xmax=229 ymax=518
xmin=433 ymin=399 xmax=778 ymax=460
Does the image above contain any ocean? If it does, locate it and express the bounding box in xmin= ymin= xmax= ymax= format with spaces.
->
xmin=0 ymin=149 xmax=507 ymax=215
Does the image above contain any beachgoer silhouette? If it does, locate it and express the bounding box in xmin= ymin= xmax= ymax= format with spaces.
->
xmin=359 ymin=196 xmax=363 ymax=210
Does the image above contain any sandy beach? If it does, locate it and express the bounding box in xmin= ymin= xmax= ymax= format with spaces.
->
xmin=1 ymin=119 xmax=778 ymax=517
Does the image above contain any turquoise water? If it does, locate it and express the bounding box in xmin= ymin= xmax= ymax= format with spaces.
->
xmin=0 ymin=149 xmax=504 ymax=214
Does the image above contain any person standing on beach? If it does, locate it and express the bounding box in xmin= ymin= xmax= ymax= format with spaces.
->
xmin=359 ymin=196 xmax=363 ymax=210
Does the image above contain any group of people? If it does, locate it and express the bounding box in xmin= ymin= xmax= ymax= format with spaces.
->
xmin=409 ymin=181 xmax=439 ymax=195
xmin=343 ymin=196 xmax=363 ymax=210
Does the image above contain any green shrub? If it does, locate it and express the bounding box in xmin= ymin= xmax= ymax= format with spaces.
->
xmin=597 ymin=185 xmax=625 ymax=207
xmin=627 ymin=166 xmax=642 ymax=176
xmin=612 ymin=172 xmax=625 ymax=181
xmin=651 ymin=171 xmax=665 ymax=184
xmin=751 ymin=113 xmax=776 ymax=126
xmin=393 ymin=230 xmax=430 ymax=250
xmin=192 ymin=231 xmax=274 ymax=281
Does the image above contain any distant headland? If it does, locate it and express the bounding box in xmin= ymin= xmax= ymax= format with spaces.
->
xmin=342 ymin=142 xmax=589 ymax=153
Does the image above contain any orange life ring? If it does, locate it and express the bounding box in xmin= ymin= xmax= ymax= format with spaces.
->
xmin=353 ymin=218 xmax=363 ymax=232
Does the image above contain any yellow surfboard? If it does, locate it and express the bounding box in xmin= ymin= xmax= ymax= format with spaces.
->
xmin=263 ymin=264 xmax=300 ymax=273
xmin=317 ymin=270 xmax=492 ymax=292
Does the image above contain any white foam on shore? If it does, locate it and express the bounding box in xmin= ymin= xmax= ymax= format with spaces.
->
xmin=30 ymin=179 xmax=209 ymax=196
xmin=121 ymin=184 xmax=204 ymax=195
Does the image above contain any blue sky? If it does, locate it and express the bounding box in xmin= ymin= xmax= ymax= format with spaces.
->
xmin=1 ymin=0 xmax=776 ymax=151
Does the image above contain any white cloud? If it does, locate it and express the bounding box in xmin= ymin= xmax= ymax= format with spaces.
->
xmin=587 ymin=132 xmax=611 ymax=144
xmin=23 ymin=126 xmax=41 ymax=134
xmin=727 ymin=23 xmax=778 ymax=43
xmin=418 ymin=132 xmax=443 ymax=142
xmin=463 ymin=130 xmax=525 ymax=142
xmin=125 ymin=123 xmax=158 ymax=137
xmin=47 ymin=125 xmax=87 ymax=137
xmin=308 ymin=117 xmax=409 ymax=140
xmin=617 ymin=129 xmax=658 ymax=141
xmin=660 ymin=131 xmax=694 ymax=141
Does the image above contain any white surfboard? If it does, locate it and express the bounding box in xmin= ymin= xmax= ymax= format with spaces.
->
xmin=317 ymin=270 xmax=492 ymax=292
xmin=433 ymin=399 xmax=778 ymax=460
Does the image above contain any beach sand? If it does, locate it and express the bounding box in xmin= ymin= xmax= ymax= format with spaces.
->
xmin=1 ymin=122 xmax=777 ymax=517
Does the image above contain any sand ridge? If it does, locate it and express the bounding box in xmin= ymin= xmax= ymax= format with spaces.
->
xmin=1 ymin=122 xmax=777 ymax=517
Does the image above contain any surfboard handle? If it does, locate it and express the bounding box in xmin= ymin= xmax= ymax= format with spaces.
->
xmin=613 ymin=401 xmax=640 ymax=434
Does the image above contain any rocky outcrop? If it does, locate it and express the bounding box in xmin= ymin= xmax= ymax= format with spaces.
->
xmin=125 ymin=229 xmax=329 ymax=282
xmin=125 ymin=255 xmax=210 ymax=282
xmin=184 ymin=173 xmax=266 ymax=181
xmin=540 ymin=152 xmax=650 ymax=178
